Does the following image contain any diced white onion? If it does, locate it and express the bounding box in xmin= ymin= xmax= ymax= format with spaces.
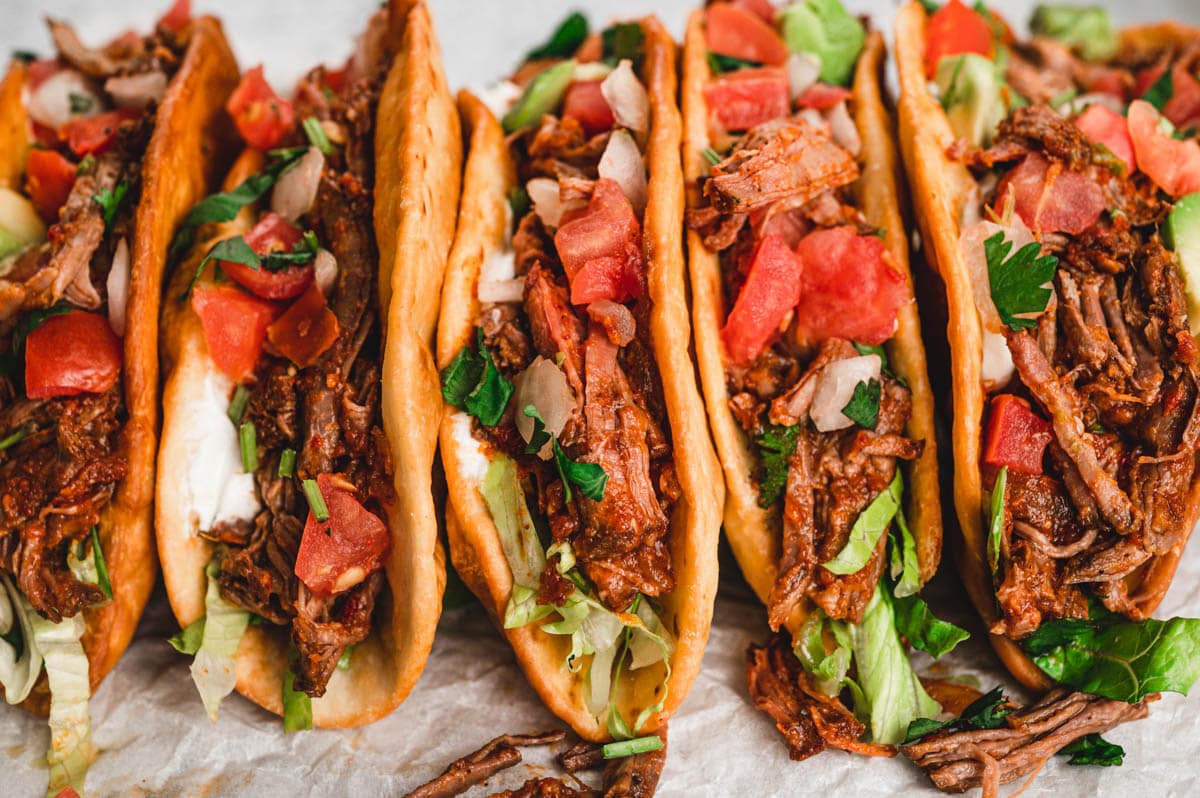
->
xmin=478 ymin=277 xmax=525 ymax=304
xmin=826 ymin=100 xmax=861 ymax=156
xmin=981 ymin=330 xmax=1015 ymax=391
xmin=478 ymin=80 xmax=523 ymax=118
xmin=528 ymin=177 xmax=580 ymax=229
xmin=797 ymin=108 xmax=831 ymax=135
xmin=313 ymin=248 xmax=337 ymax=295
xmin=513 ymin=356 xmax=575 ymax=459
xmin=270 ymin=146 xmax=324 ymax=222
xmin=809 ymin=355 xmax=882 ymax=432
xmin=601 ymin=59 xmax=649 ymax=134
xmin=26 ymin=70 xmax=103 ymax=130
xmin=106 ymin=237 xmax=130 ymax=337
xmin=598 ymin=129 xmax=647 ymax=214
xmin=104 ymin=71 xmax=167 ymax=110
xmin=787 ymin=52 xmax=821 ymax=101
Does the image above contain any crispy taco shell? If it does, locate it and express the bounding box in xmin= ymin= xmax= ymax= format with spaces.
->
xmin=0 ymin=17 xmax=239 ymax=716
xmin=894 ymin=1 xmax=1200 ymax=689
xmin=155 ymin=0 xmax=456 ymax=727
xmin=682 ymin=13 xmax=941 ymax=641
xmin=437 ymin=17 xmax=722 ymax=742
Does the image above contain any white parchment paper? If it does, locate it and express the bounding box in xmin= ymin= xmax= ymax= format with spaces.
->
xmin=3 ymin=1 xmax=1200 ymax=795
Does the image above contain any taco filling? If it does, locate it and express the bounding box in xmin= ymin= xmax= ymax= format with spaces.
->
xmin=168 ymin=24 xmax=397 ymax=720
xmin=0 ymin=4 xmax=195 ymax=792
xmin=687 ymin=0 xmax=963 ymax=757
xmin=442 ymin=14 xmax=676 ymax=737
xmin=921 ymin=0 xmax=1200 ymax=659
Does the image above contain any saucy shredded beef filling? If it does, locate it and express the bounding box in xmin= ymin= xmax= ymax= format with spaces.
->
xmin=210 ymin=67 xmax=394 ymax=697
xmin=0 ymin=20 xmax=180 ymax=622
xmin=971 ymin=106 xmax=1200 ymax=637
xmin=688 ymin=113 xmax=921 ymax=628
xmin=473 ymin=115 xmax=677 ymax=613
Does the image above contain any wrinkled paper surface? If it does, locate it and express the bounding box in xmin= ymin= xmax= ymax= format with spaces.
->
xmin=4 ymin=0 xmax=1200 ymax=795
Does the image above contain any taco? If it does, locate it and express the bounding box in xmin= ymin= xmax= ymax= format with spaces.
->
xmin=682 ymin=0 xmax=953 ymax=756
xmin=895 ymin=0 xmax=1200 ymax=739
xmin=155 ymin=0 xmax=457 ymax=729
xmin=436 ymin=12 xmax=721 ymax=745
xmin=0 ymin=2 xmax=237 ymax=793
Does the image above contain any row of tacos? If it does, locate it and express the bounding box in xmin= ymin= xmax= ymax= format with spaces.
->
xmin=3 ymin=0 xmax=1200 ymax=795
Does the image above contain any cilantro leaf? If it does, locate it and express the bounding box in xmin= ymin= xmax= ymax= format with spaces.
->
xmin=903 ymin=686 xmax=1014 ymax=744
xmin=1141 ymin=67 xmax=1174 ymax=112
xmin=985 ymin=231 xmax=1057 ymax=330
xmin=707 ymin=51 xmax=761 ymax=74
xmin=184 ymin=231 xmax=318 ymax=298
xmin=11 ymin=49 xmax=38 ymax=63
xmin=891 ymin=591 xmax=969 ymax=659
xmin=842 ymin=379 xmax=881 ymax=430
xmin=1060 ymin=733 xmax=1124 ymax=767
xmin=69 ymin=92 xmax=94 ymax=114
xmin=11 ymin=302 xmax=72 ymax=357
xmin=553 ymin=439 xmax=607 ymax=503
xmin=93 ymin=182 xmax=129 ymax=231
xmin=508 ymin=186 xmax=530 ymax=219
xmin=1022 ymin=612 xmax=1200 ymax=702
xmin=523 ymin=404 xmax=551 ymax=454
xmin=171 ymin=147 xmax=307 ymax=256
xmin=440 ymin=329 xmax=513 ymax=427
xmin=754 ymin=424 xmax=800 ymax=508
xmin=601 ymin=22 xmax=645 ymax=69
xmin=528 ymin=12 xmax=589 ymax=60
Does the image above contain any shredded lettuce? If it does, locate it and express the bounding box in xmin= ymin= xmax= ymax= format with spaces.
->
xmin=851 ymin=583 xmax=941 ymax=745
xmin=189 ymin=560 xmax=250 ymax=721
xmin=888 ymin=504 xmax=921 ymax=598
xmin=32 ymin=610 xmax=90 ymax=797
xmin=892 ymin=592 xmax=969 ymax=659
xmin=793 ymin=609 xmax=854 ymax=697
xmin=0 ymin=575 xmax=43 ymax=704
xmin=824 ymin=471 xmax=903 ymax=575
xmin=482 ymin=455 xmax=673 ymax=736
xmin=282 ymin=663 xmax=313 ymax=733
xmin=988 ymin=466 xmax=1008 ymax=574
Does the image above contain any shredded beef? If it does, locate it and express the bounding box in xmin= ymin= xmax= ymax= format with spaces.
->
xmin=403 ymin=730 xmax=568 ymax=798
xmin=747 ymin=634 xmax=896 ymax=760
xmin=490 ymin=779 xmax=590 ymax=798
xmin=903 ymin=689 xmax=1153 ymax=796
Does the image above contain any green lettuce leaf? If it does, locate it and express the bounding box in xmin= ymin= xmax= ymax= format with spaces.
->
xmin=483 ymin=456 xmax=547 ymax=592
xmin=892 ymin=592 xmax=969 ymax=659
xmin=168 ymin=618 xmax=205 ymax=655
xmin=851 ymin=582 xmax=941 ymax=745
xmin=988 ymin=466 xmax=1008 ymax=574
xmin=889 ymin=504 xmax=921 ymax=598
xmin=793 ymin=609 xmax=853 ymax=696
xmin=189 ymin=560 xmax=251 ymax=721
xmin=1060 ymin=733 xmax=1124 ymax=766
xmin=824 ymin=471 xmax=903 ymax=575
xmin=32 ymin=610 xmax=90 ymax=797
xmin=528 ymin=11 xmax=588 ymax=60
xmin=1023 ymin=613 xmax=1200 ymax=702
xmin=282 ymin=662 xmax=313 ymax=733
xmin=904 ymin=685 xmax=1013 ymax=743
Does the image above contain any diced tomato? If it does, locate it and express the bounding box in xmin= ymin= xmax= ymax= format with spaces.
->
xmin=1163 ymin=63 xmax=1200 ymax=133
xmin=25 ymin=149 xmax=77 ymax=222
xmin=61 ymin=110 xmax=138 ymax=156
xmin=924 ymin=0 xmax=994 ymax=79
xmin=26 ymin=59 xmax=60 ymax=89
xmin=704 ymin=67 xmax=790 ymax=131
xmin=157 ymin=0 xmax=191 ymax=34
xmin=554 ymin=178 xmax=644 ymax=305
xmin=1083 ymin=66 xmax=1129 ymax=101
xmin=1134 ymin=63 xmax=1167 ymax=98
xmin=267 ymin=283 xmax=340 ymax=367
xmin=191 ymin=284 xmax=277 ymax=382
xmin=220 ymin=213 xmax=314 ymax=300
xmin=24 ymin=310 xmax=122 ymax=399
xmin=706 ymin=2 xmax=788 ymax=66
xmin=31 ymin=122 xmax=60 ymax=150
xmin=1074 ymin=104 xmax=1136 ymax=174
xmin=321 ymin=55 xmax=355 ymax=97
xmin=226 ymin=66 xmax=295 ymax=151
xmin=562 ymin=80 xmax=614 ymax=137
xmin=1127 ymin=100 xmax=1200 ymax=198
xmin=995 ymin=152 xmax=1104 ymax=235
xmin=295 ymin=474 xmax=390 ymax=598
xmin=793 ymin=226 xmax=906 ymax=346
xmin=982 ymin=394 xmax=1053 ymax=474
xmin=53 ymin=788 xmax=81 ymax=798
xmin=797 ymin=83 xmax=853 ymax=110
xmin=721 ymin=233 xmax=803 ymax=365
xmin=733 ymin=0 xmax=776 ymax=24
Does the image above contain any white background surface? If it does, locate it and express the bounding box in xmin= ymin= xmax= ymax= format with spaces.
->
xmin=3 ymin=1 xmax=1200 ymax=796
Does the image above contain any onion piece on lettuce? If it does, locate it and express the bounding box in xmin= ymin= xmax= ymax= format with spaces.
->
xmin=189 ymin=560 xmax=250 ymax=722
xmin=482 ymin=454 xmax=674 ymax=734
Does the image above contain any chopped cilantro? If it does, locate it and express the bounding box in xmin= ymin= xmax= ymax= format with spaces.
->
xmin=93 ymin=182 xmax=129 ymax=231
xmin=754 ymin=424 xmax=800 ymax=508
xmin=842 ymin=379 xmax=881 ymax=430
xmin=528 ymin=11 xmax=588 ymax=60
xmin=440 ymin=328 xmax=514 ymax=427
xmin=984 ymin=231 xmax=1057 ymax=330
xmin=601 ymin=22 xmax=645 ymax=69
xmin=707 ymin=51 xmax=761 ymax=74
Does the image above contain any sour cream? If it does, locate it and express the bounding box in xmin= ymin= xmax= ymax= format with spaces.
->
xmin=450 ymin=410 xmax=489 ymax=485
